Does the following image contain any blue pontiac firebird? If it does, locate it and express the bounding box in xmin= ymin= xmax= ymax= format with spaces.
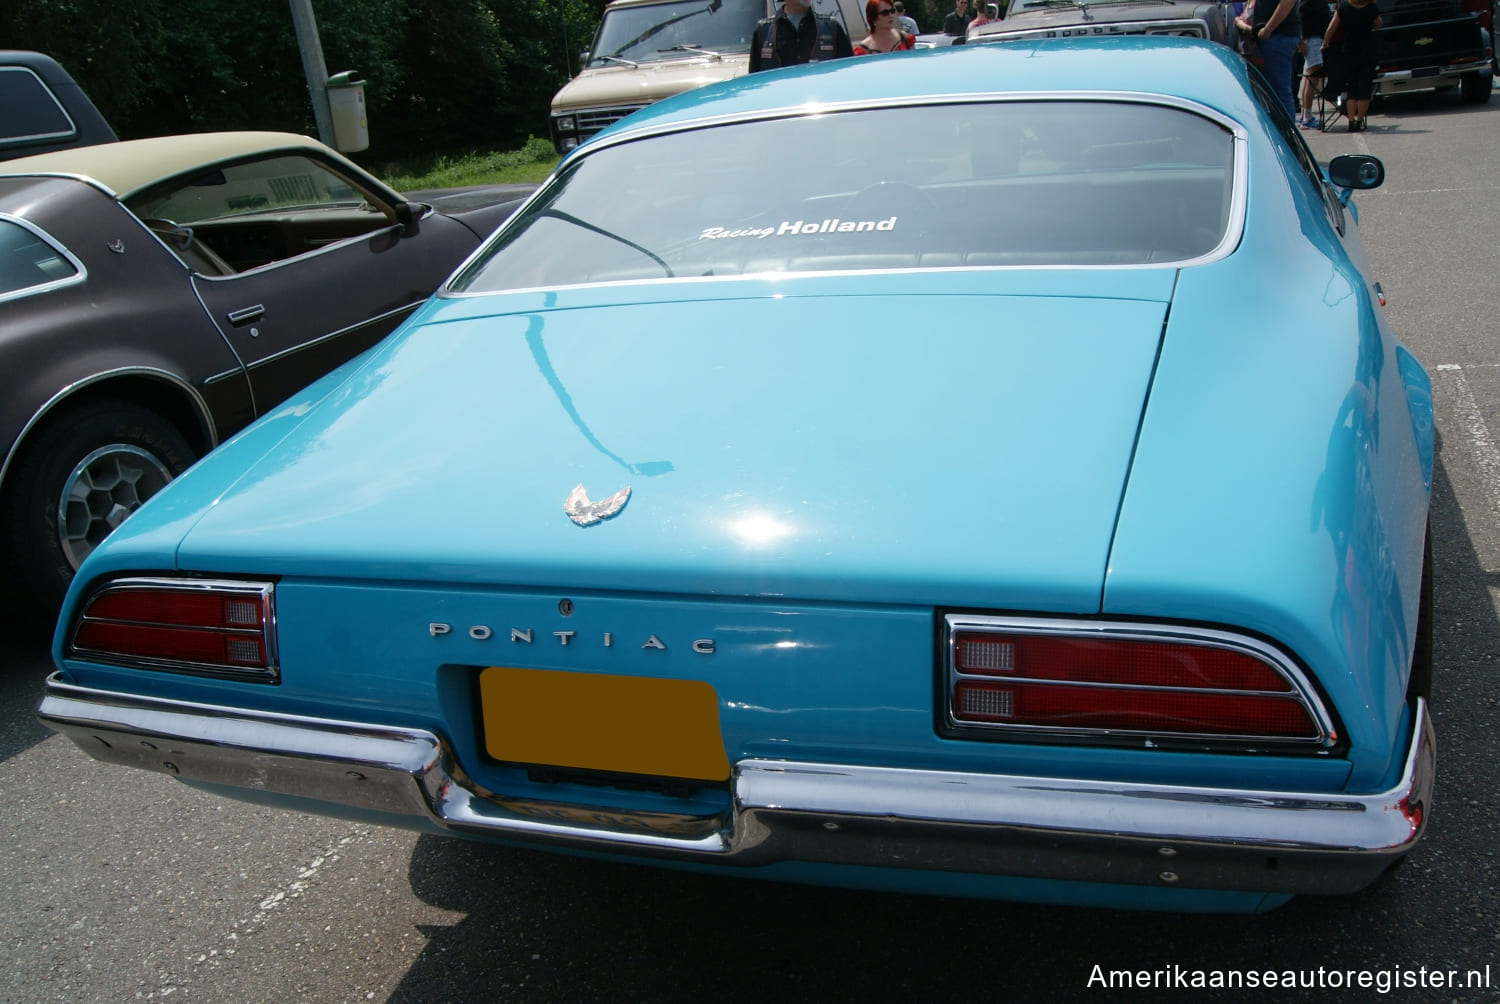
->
xmin=39 ymin=37 xmax=1434 ymax=914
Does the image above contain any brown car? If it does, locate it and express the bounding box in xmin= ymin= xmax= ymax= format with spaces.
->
xmin=0 ymin=131 xmax=524 ymax=611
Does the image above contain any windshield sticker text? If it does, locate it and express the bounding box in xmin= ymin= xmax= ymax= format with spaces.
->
xmin=699 ymin=217 xmax=898 ymax=240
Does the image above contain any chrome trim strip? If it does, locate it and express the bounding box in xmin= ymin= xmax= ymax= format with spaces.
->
xmin=0 ymin=170 xmax=119 ymax=198
xmin=443 ymin=262 xmax=1188 ymax=303
xmin=442 ymin=92 xmax=1249 ymax=300
xmin=0 ymin=367 xmax=218 ymax=498
xmin=580 ymin=90 xmax=1249 ymax=159
xmin=0 ymin=211 xmax=88 ymax=305
xmin=943 ymin=614 xmax=1338 ymax=747
xmin=237 ymin=302 xmax=417 ymax=372
xmin=188 ymin=221 xmax=406 ymax=282
xmin=38 ymin=675 xmax=1432 ymax=895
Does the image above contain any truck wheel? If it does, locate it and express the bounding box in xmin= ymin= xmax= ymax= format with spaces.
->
xmin=4 ymin=403 xmax=195 ymax=612
xmin=1461 ymin=72 xmax=1493 ymax=103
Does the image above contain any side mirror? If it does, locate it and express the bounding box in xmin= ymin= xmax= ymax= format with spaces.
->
xmin=394 ymin=200 xmax=424 ymax=234
xmin=1326 ymin=153 xmax=1384 ymax=190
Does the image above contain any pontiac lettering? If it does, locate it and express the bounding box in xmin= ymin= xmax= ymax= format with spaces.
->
xmin=428 ymin=622 xmax=715 ymax=654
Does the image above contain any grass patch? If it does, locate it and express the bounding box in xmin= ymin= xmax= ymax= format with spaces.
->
xmin=378 ymin=136 xmax=560 ymax=191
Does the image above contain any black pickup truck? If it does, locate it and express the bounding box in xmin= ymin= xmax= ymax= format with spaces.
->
xmin=0 ymin=50 xmax=116 ymax=160
xmin=1375 ymin=0 xmax=1494 ymax=102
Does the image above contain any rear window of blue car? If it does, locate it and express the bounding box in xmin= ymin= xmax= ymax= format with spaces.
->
xmin=451 ymin=99 xmax=1235 ymax=293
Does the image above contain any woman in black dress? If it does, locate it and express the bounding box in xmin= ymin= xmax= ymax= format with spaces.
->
xmin=1325 ymin=0 xmax=1382 ymax=131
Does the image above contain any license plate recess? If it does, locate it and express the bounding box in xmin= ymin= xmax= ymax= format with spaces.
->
xmin=478 ymin=666 xmax=730 ymax=782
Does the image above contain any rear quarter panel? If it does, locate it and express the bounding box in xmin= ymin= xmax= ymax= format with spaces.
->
xmin=0 ymin=177 xmax=251 ymax=482
xmin=1104 ymin=114 xmax=1432 ymax=790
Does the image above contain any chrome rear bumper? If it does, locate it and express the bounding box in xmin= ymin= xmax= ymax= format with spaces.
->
xmin=39 ymin=674 xmax=1433 ymax=895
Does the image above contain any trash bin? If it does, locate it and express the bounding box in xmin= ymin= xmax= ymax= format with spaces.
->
xmin=326 ymin=71 xmax=368 ymax=153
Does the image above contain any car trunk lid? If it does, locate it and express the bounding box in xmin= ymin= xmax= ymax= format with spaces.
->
xmin=175 ymin=276 xmax=1171 ymax=613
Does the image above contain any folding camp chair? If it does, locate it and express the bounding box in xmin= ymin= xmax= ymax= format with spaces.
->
xmin=1313 ymin=42 xmax=1348 ymax=132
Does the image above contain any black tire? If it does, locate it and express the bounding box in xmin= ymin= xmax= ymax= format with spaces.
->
xmin=1461 ymin=71 xmax=1493 ymax=104
xmin=3 ymin=403 xmax=195 ymax=614
xmin=1407 ymin=525 xmax=1434 ymax=703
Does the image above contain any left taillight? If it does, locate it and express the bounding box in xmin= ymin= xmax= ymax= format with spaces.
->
xmin=68 ymin=578 xmax=277 ymax=683
xmin=944 ymin=614 xmax=1334 ymax=750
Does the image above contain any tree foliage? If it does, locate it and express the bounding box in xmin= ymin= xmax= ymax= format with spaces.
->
xmin=0 ymin=0 xmax=609 ymax=164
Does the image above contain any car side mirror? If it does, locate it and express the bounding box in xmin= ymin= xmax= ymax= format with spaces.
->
xmin=1326 ymin=153 xmax=1384 ymax=190
xmin=394 ymin=200 xmax=424 ymax=235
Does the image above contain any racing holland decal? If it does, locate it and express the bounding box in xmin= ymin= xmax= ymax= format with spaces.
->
xmin=698 ymin=217 xmax=898 ymax=241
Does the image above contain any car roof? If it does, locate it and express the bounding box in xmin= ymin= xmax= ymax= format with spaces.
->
xmin=591 ymin=36 xmax=1255 ymax=144
xmin=0 ymin=49 xmax=83 ymax=87
xmin=0 ymin=130 xmax=346 ymax=199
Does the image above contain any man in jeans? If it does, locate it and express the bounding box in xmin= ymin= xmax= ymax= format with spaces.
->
xmin=1252 ymin=0 xmax=1303 ymax=119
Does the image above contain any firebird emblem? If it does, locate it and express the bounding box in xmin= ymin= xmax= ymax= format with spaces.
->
xmin=1414 ymin=35 xmax=1434 ymax=44
xmin=564 ymin=484 xmax=631 ymax=526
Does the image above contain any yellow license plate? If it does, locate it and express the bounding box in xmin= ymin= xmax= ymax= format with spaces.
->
xmin=478 ymin=666 xmax=730 ymax=782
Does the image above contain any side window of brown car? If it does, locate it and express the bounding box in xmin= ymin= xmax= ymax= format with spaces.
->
xmin=125 ymin=153 xmax=398 ymax=275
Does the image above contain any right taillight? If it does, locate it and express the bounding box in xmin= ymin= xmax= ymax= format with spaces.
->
xmin=945 ymin=616 xmax=1333 ymax=749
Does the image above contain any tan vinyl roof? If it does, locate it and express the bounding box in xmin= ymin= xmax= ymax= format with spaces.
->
xmin=0 ymin=131 xmax=346 ymax=199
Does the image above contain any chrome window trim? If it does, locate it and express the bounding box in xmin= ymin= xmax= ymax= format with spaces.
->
xmin=0 ymin=170 xmax=119 ymax=198
xmin=442 ymin=261 xmax=1188 ymax=301
xmin=0 ymin=67 xmax=78 ymax=147
xmin=443 ymin=91 xmax=1249 ymax=299
xmin=68 ymin=576 xmax=280 ymax=684
xmin=943 ymin=613 xmax=1339 ymax=749
xmin=0 ymin=211 xmax=87 ymax=305
xmin=185 ymin=219 xmax=406 ymax=282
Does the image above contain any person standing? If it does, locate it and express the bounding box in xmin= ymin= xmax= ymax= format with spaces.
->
xmin=969 ymin=2 xmax=1000 ymax=28
xmin=1250 ymin=0 xmax=1302 ymax=119
xmin=854 ymin=0 xmax=917 ymax=52
xmin=1298 ymin=0 xmax=1333 ymax=127
xmin=943 ymin=0 xmax=970 ymax=34
xmin=893 ymin=2 xmax=921 ymax=34
xmin=1325 ymin=0 xmax=1382 ymax=130
xmin=750 ymin=0 xmax=855 ymax=71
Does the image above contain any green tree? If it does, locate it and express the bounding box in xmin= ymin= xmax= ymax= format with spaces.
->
xmin=1 ymin=0 xmax=611 ymax=160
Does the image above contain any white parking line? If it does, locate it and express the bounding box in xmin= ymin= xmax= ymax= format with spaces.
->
xmin=1435 ymin=363 xmax=1500 ymax=567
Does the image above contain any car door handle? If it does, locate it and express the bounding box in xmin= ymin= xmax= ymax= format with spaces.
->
xmin=226 ymin=304 xmax=265 ymax=326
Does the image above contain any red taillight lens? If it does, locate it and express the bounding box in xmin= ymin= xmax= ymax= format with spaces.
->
xmin=948 ymin=620 xmax=1328 ymax=746
xmin=954 ymin=633 xmax=1293 ymax=692
xmin=70 ymin=579 xmax=276 ymax=681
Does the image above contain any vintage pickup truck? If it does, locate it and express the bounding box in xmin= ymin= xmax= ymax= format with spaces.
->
xmin=1373 ymin=0 xmax=1494 ymax=102
xmin=549 ymin=0 xmax=867 ymax=154
xmin=0 ymin=50 xmax=116 ymax=160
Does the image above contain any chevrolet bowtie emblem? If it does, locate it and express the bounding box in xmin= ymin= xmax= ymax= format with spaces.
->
xmin=564 ymin=484 xmax=631 ymax=526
